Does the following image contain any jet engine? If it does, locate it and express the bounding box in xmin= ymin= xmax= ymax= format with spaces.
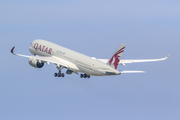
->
xmin=28 ymin=58 xmax=44 ymax=68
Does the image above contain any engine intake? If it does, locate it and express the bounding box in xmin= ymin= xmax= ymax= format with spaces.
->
xmin=28 ymin=58 xmax=44 ymax=68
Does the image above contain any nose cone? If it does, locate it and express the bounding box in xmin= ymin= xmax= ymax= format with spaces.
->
xmin=28 ymin=39 xmax=48 ymax=55
xmin=29 ymin=44 xmax=34 ymax=55
xmin=29 ymin=39 xmax=43 ymax=48
xmin=29 ymin=40 xmax=38 ymax=55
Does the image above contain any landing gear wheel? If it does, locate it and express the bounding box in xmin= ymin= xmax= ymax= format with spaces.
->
xmin=88 ymin=75 xmax=90 ymax=78
xmin=84 ymin=74 xmax=87 ymax=78
xmin=58 ymin=73 xmax=61 ymax=77
xmin=80 ymin=74 xmax=83 ymax=78
xmin=54 ymin=67 xmax=66 ymax=78
xmin=61 ymin=73 xmax=65 ymax=77
xmin=54 ymin=73 xmax=58 ymax=77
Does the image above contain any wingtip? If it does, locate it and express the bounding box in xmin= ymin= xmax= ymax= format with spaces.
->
xmin=166 ymin=54 xmax=170 ymax=59
xmin=11 ymin=46 xmax=15 ymax=54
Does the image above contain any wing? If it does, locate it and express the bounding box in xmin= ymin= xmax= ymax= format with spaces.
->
xmin=11 ymin=46 xmax=79 ymax=71
xmin=120 ymin=70 xmax=145 ymax=73
xmin=98 ymin=54 xmax=170 ymax=66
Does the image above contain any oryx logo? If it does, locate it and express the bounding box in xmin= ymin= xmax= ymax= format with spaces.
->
xmin=109 ymin=47 xmax=125 ymax=69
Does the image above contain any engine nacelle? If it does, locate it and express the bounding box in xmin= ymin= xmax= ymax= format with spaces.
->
xmin=66 ymin=69 xmax=73 ymax=74
xmin=28 ymin=58 xmax=44 ymax=68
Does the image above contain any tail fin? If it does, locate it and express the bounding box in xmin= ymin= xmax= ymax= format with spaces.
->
xmin=107 ymin=44 xmax=126 ymax=69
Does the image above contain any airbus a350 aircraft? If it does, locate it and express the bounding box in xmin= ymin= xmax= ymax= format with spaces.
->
xmin=11 ymin=39 xmax=169 ymax=78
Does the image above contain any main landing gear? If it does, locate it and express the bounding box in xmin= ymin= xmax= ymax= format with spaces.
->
xmin=80 ymin=74 xmax=90 ymax=78
xmin=54 ymin=70 xmax=65 ymax=77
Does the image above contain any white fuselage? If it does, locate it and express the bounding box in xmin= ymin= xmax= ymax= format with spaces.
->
xmin=29 ymin=40 xmax=120 ymax=76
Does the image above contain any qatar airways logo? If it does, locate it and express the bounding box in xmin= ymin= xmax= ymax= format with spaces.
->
xmin=109 ymin=47 xmax=125 ymax=69
xmin=34 ymin=43 xmax=52 ymax=55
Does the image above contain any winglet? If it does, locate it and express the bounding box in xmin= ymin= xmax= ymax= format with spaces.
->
xmin=163 ymin=54 xmax=170 ymax=60
xmin=166 ymin=54 xmax=170 ymax=58
xmin=11 ymin=46 xmax=16 ymax=55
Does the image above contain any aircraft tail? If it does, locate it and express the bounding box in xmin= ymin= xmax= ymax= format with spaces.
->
xmin=107 ymin=44 xmax=126 ymax=69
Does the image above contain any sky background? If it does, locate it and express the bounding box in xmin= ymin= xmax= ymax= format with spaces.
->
xmin=0 ymin=0 xmax=180 ymax=120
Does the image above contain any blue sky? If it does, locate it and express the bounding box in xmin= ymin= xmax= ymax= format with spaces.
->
xmin=0 ymin=0 xmax=180 ymax=120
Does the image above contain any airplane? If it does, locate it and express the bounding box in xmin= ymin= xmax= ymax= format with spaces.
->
xmin=11 ymin=39 xmax=170 ymax=78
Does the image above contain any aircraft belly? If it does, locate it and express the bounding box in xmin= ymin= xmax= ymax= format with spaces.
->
xmin=76 ymin=64 xmax=96 ymax=75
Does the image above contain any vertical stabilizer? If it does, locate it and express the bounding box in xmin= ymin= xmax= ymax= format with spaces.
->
xmin=107 ymin=44 xmax=126 ymax=69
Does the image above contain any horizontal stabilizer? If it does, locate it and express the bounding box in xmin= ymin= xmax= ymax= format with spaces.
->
xmin=120 ymin=70 xmax=145 ymax=73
